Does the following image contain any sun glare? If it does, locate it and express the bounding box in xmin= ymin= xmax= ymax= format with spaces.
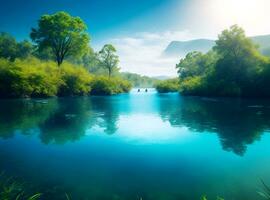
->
xmin=210 ymin=0 xmax=269 ymax=35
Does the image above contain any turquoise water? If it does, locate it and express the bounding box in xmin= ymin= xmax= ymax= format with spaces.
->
xmin=0 ymin=89 xmax=270 ymax=200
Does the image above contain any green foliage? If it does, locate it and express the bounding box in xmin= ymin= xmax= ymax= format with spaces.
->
xmin=0 ymin=11 xmax=132 ymax=98
xmin=120 ymin=72 xmax=158 ymax=87
xmin=16 ymin=40 xmax=33 ymax=59
xmin=31 ymin=11 xmax=90 ymax=66
xmin=213 ymin=25 xmax=265 ymax=91
xmin=98 ymin=44 xmax=120 ymax=77
xmin=0 ymin=58 xmax=60 ymax=98
xmin=0 ymin=33 xmax=33 ymax=61
xmin=176 ymin=51 xmax=218 ymax=79
xmin=155 ymin=78 xmax=179 ymax=93
xmin=58 ymin=63 xmax=93 ymax=96
xmin=179 ymin=76 xmax=206 ymax=95
xmin=0 ymin=32 xmax=18 ymax=61
xmin=72 ymin=47 xmax=108 ymax=75
xmin=90 ymin=76 xmax=132 ymax=95
xmin=177 ymin=25 xmax=270 ymax=97
xmin=0 ymin=172 xmax=41 ymax=200
xmin=0 ymin=57 xmax=131 ymax=98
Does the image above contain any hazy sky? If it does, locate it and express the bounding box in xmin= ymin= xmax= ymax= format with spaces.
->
xmin=1 ymin=0 xmax=269 ymax=76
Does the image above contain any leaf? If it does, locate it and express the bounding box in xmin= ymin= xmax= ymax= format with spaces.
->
xmin=201 ymin=195 xmax=208 ymax=200
xmin=217 ymin=197 xmax=225 ymax=200
xmin=27 ymin=193 xmax=42 ymax=200
xmin=261 ymin=179 xmax=270 ymax=194
xmin=65 ymin=192 xmax=71 ymax=200
xmin=258 ymin=191 xmax=270 ymax=199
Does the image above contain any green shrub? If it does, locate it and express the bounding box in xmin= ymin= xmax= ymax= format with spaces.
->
xmin=0 ymin=58 xmax=131 ymax=98
xmin=0 ymin=58 xmax=60 ymax=98
xmin=155 ymin=78 xmax=179 ymax=93
xmin=179 ymin=76 xmax=206 ymax=95
xmin=115 ymin=77 xmax=132 ymax=93
xmin=176 ymin=25 xmax=270 ymax=98
xmin=90 ymin=76 xmax=132 ymax=95
xmin=58 ymin=63 xmax=93 ymax=96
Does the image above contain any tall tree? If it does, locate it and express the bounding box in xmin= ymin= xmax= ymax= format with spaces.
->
xmin=213 ymin=25 xmax=263 ymax=84
xmin=98 ymin=44 xmax=119 ymax=78
xmin=30 ymin=11 xmax=90 ymax=66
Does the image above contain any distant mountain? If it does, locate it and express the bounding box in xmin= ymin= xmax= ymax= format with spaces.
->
xmin=163 ymin=34 xmax=270 ymax=57
xmin=152 ymin=75 xmax=174 ymax=80
xmin=252 ymin=35 xmax=270 ymax=56
xmin=163 ymin=39 xmax=215 ymax=57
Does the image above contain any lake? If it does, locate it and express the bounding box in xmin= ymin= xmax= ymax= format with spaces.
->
xmin=0 ymin=89 xmax=270 ymax=200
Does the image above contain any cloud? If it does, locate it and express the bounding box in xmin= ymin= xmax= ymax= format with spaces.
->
xmin=98 ymin=30 xmax=193 ymax=76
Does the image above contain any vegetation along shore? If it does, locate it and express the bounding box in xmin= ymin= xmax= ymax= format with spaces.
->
xmin=0 ymin=11 xmax=158 ymax=98
xmin=156 ymin=25 xmax=270 ymax=98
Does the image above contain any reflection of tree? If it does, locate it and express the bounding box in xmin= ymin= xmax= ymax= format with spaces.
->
xmin=157 ymin=95 xmax=270 ymax=156
xmin=39 ymin=97 xmax=94 ymax=144
xmin=0 ymin=99 xmax=58 ymax=138
xmin=90 ymin=96 xmax=120 ymax=135
xmin=0 ymin=96 xmax=122 ymax=144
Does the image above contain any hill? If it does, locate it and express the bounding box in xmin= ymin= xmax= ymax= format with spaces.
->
xmin=164 ymin=34 xmax=270 ymax=57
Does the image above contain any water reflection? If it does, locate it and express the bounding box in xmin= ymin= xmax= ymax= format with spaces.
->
xmin=39 ymin=98 xmax=94 ymax=144
xmin=90 ymin=96 xmax=121 ymax=135
xmin=0 ymin=97 xmax=121 ymax=144
xmin=0 ymin=99 xmax=58 ymax=138
xmin=157 ymin=95 xmax=270 ymax=155
xmin=1 ymin=94 xmax=270 ymax=155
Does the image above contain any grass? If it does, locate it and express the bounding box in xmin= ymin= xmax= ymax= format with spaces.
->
xmin=201 ymin=179 xmax=270 ymax=200
xmin=258 ymin=179 xmax=270 ymax=199
xmin=1 ymin=171 xmax=270 ymax=200
xmin=0 ymin=172 xmax=41 ymax=200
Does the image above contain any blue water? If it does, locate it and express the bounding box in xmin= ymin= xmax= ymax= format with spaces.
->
xmin=0 ymin=89 xmax=270 ymax=200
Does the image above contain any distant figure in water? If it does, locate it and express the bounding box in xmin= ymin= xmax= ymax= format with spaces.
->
xmin=145 ymin=88 xmax=148 ymax=92
xmin=137 ymin=89 xmax=140 ymax=92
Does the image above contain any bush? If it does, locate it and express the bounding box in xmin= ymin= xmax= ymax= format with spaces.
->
xmin=0 ymin=58 xmax=60 ymax=98
xmin=90 ymin=76 xmax=132 ymax=95
xmin=180 ymin=76 xmax=205 ymax=95
xmin=175 ymin=25 xmax=270 ymax=98
xmin=58 ymin=63 xmax=93 ymax=96
xmin=115 ymin=77 xmax=132 ymax=93
xmin=155 ymin=78 xmax=179 ymax=93
xmin=0 ymin=58 xmax=132 ymax=98
xmin=179 ymin=76 xmax=243 ymax=97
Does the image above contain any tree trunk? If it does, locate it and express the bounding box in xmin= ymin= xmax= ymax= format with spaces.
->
xmin=108 ymin=68 xmax=111 ymax=79
xmin=56 ymin=56 xmax=63 ymax=66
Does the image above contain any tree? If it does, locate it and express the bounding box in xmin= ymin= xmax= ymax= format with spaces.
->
xmin=71 ymin=46 xmax=108 ymax=75
xmin=0 ymin=32 xmax=17 ymax=61
xmin=0 ymin=33 xmax=33 ymax=61
xmin=30 ymin=11 xmax=90 ymax=66
xmin=98 ymin=44 xmax=119 ymax=78
xmin=176 ymin=51 xmax=217 ymax=80
xmin=176 ymin=25 xmax=270 ymax=97
xmin=213 ymin=25 xmax=263 ymax=85
xmin=16 ymin=40 xmax=33 ymax=59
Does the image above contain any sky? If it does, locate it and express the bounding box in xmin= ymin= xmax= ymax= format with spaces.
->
xmin=1 ymin=0 xmax=270 ymax=76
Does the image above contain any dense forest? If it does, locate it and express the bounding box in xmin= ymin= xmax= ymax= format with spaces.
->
xmin=0 ymin=11 xmax=156 ymax=98
xmin=157 ymin=25 xmax=270 ymax=97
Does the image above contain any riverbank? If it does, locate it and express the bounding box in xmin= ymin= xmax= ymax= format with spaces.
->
xmin=156 ymin=25 xmax=270 ymax=98
xmin=0 ymin=58 xmax=132 ymax=98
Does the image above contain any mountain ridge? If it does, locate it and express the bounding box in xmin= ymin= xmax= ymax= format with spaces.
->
xmin=164 ymin=34 xmax=270 ymax=57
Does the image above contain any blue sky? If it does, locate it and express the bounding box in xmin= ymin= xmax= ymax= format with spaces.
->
xmin=1 ymin=0 xmax=270 ymax=76
xmin=0 ymin=0 xmax=179 ymax=41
